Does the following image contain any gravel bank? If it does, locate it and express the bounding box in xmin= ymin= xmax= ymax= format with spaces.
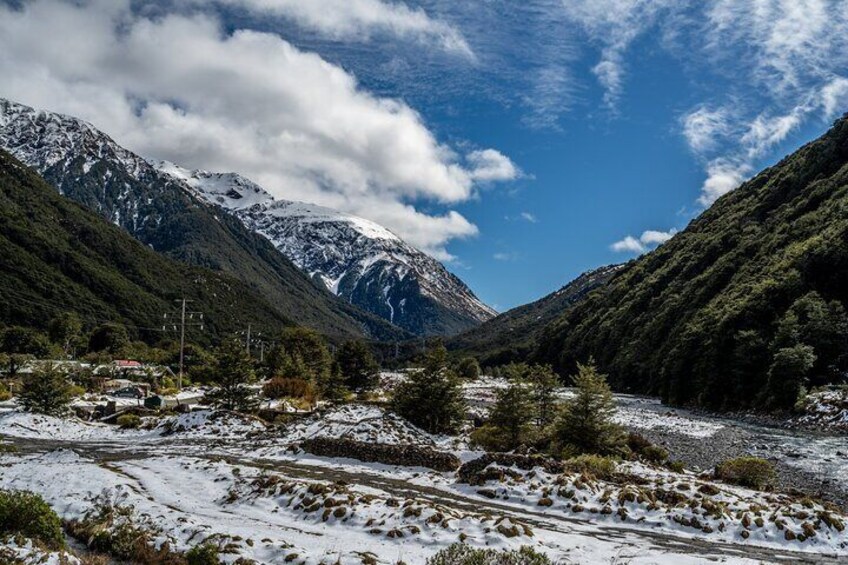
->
xmin=632 ymin=424 xmax=848 ymax=511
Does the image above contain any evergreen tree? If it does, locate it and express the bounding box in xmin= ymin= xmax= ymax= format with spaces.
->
xmin=206 ymin=336 xmax=257 ymax=411
xmin=334 ymin=341 xmax=379 ymax=392
xmin=554 ymin=361 xmax=624 ymax=457
xmin=266 ymin=327 xmax=333 ymax=393
xmin=19 ymin=364 xmax=72 ymax=416
xmin=765 ymin=344 xmax=816 ymax=409
xmin=392 ymin=345 xmax=466 ymax=434
xmin=472 ymin=382 xmax=534 ymax=451
xmin=456 ymin=357 xmax=481 ymax=380
xmin=526 ymin=364 xmax=559 ymax=427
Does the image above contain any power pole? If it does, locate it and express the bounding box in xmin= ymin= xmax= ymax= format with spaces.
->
xmin=163 ymin=299 xmax=203 ymax=391
xmin=245 ymin=324 xmax=251 ymax=356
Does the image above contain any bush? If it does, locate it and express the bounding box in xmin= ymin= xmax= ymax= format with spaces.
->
xmin=0 ymin=489 xmax=64 ymax=549
xmin=456 ymin=357 xmax=481 ymax=380
xmin=68 ymin=384 xmax=87 ymax=398
xmin=427 ymin=544 xmax=552 ymax=565
xmin=715 ymin=457 xmax=776 ymax=489
xmin=667 ymin=460 xmax=686 ymax=473
xmin=186 ymin=543 xmax=220 ymax=565
xmin=116 ymin=414 xmax=141 ymax=429
xmin=563 ymin=454 xmax=617 ymax=480
xmin=626 ymin=431 xmax=652 ymax=453
xmin=0 ymin=382 xmax=10 ymax=401
xmin=641 ymin=444 xmax=669 ymax=463
xmin=262 ymin=377 xmax=316 ymax=403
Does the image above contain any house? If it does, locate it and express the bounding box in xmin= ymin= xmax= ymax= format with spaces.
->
xmin=94 ymin=360 xmax=175 ymax=384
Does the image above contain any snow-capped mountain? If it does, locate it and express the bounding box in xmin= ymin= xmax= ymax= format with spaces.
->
xmin=156 ymin=162 xmax=497 ymax=336
xmin=0 ymin=98 xmax=411 ymax=340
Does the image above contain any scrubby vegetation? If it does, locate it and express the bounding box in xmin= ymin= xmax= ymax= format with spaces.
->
xmin=116 ymin=414 xmax=142 ymax=429
xmin=0 ymin=489 xmax=64 ymax=550
xmin=715 ymin=457 xmax=776 ymax=489
xmin=18 ymin=364 xmax=71 ymax=415
xmin=427 ymin=544 xmax=552 ymax=565
xmin=562 ymin=454 xmax=618 ymax=480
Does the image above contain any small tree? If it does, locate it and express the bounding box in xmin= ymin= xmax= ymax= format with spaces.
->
xmin=392 ymin=345 xmax=466 ymax=434
xmin=265 ymin=327 xmax=333 ymax=393
xmin=553 ymin=361 xmax=624 ymax=457
xmin=19 ymin=364 xmax=72 ymax=416
xmin=456 ymin=357 xmax=481 ymax=380
xmin=206 ymin=337 xmax=257 ymax=412
xmin=334 ymin=340 xmax=379 ymax=392
xmin=765 ymin=344 xmax=816 ymax=409
xmin=525 ymin=364 xmax=558 ymax=427
xmin=47 ymin=312 xmax=83 ymax=357
xmin=472 ymin=382 xmax=534 ymax=451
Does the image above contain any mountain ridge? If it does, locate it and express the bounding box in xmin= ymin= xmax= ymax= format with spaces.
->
xmin=155 ymin=161 xmax=496 ymax=336
xmin=0 ymin=98 xmax=411 ymax=342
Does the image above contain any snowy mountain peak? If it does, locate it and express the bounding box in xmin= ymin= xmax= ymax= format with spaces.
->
xmin=153 ymin=162 xmax=496 ymax=335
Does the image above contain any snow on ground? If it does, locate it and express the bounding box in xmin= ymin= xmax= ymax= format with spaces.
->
xmin=451 ymin=459 xmax=848 ymax=554
xmin=282 ymin=404 xmax=438 ymax=446
xmin=614 ymin=404 xmax=724 ymax=438
xmin=793 ymin=388 xmax=848 ymax=432
xmin=0 ymin=537 xmax=81 ymax=565
xmin=0 ymin=409 xmax=266 ymax=442
xmin=0 ymin=449 xmax=765 ymax=565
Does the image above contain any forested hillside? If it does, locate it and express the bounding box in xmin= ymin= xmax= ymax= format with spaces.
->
xmin=0 ymin=149 xmax=294 ymax=343
xmin=536 ymin=116 xmax=848 ymax=411
xmin=447 ymin=265 xmax=620 ymax=366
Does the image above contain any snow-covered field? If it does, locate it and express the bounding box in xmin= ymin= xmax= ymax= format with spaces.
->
xmin=0 ymin=381 xmax=846 ymax=563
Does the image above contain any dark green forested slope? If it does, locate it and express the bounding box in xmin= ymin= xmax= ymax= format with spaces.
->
xmin=0 ymin=149 xmax=296 ymax=343
xmin=447 ymin=265 xmax=620 ymax=366
xmin=536 ymin=116 xmax=848 ymax=410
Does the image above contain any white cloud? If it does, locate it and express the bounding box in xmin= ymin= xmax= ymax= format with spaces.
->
xmin=682 ymin=105 xmax=731 ymax=155
xmin=520 ymin=212 xmax=538 ymax=223
xmin=611 ymin=228 xmax=677 ymax=254
xmin=466 ymin=149 xmax=520 ymax=182
xmin=698 ymin=159 xmax=750 ymax=206
xmin=560 ymin=0 xmax=678 ymax=110
xmin=611 ymin=235 xmax=646 ymax=254
xmin=0 ymin=0 xmax=516 ymax=259
xmin=493 ymin=252 xmax=519 ymax=261
xmin=187 ymin=0 xmax=473 ymax=58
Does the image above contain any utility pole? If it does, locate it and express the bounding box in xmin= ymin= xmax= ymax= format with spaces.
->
xmin=163 ymin=299 xmax=203 ymax=391
xmin=245 ymin=324 xmax=252 ymax=356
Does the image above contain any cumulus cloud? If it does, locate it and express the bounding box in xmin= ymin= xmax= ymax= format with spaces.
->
xmin=466 ymin=148 xmax=520 ymax=182
xmin=611 ymin=228 xmax=677 ymax=254
xmin=183 ymin=0 xmax=473 ymax=58
xmin=0 ymin=0 xmax=517 ymax=259
xmin=682 ymin=106 xmax=732 ymax=155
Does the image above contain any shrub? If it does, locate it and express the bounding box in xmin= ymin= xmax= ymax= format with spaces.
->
xmin=116 ymin=414 xmax=141 ymax=429
xmin=456 ymin=357 xmax=481 ymax=380
xmin=626 ymin=431 xmax=652 ymax=453
xmin=563 ymin=454 xmax=617 ymax=480
xmin=0 ymin=382 xmax=10 ymax=401
xmin=68 ymin=384 xmax=87 ymax=398
xmin=641 ymin=444 xmax=669 ymax=463
xmin=715 ymin=457 xmax=776 ymax=489
xmin=262 ymin=377 xmax=316 ymax=403
xmin=427 ymin=544 xmax=552 ymax=565
xmin=667 ymin=460 xmax=685 ymax=473
xmin=186 ymin=543 xmax=220 ymax=565
xmin=0 ymin=489 xmax=64 ymax=549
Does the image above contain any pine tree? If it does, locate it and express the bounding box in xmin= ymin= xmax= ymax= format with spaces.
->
xmin=206 ymin=336 xmax=257 ymax=411
xmin=554 ymin=361 xmax=624 ymax=457
xmin=472 ymin=382 xmax=534 ymax=451
xmin=19 ymin=364 xmax=71 ymax=416
xmin=392 ymin=345 xmax=466 ymax=434
xmin=526 ymin=364 xmax=559 ymax=427
xmin=335 ymin=340 xmax=379 ymax=392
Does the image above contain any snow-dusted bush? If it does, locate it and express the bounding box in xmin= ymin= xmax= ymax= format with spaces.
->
xmin=715 ymin=457 xmax=775 ymax=489
xmin=427 ymin=544 xmax=552 ymax=565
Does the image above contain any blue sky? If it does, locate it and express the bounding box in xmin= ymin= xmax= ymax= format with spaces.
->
xmin=3 ymin=0 xmax=847 ymax=311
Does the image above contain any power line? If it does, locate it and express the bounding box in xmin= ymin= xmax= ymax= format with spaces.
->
xmin=163 ymin=298 xmax=204 ymax=391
